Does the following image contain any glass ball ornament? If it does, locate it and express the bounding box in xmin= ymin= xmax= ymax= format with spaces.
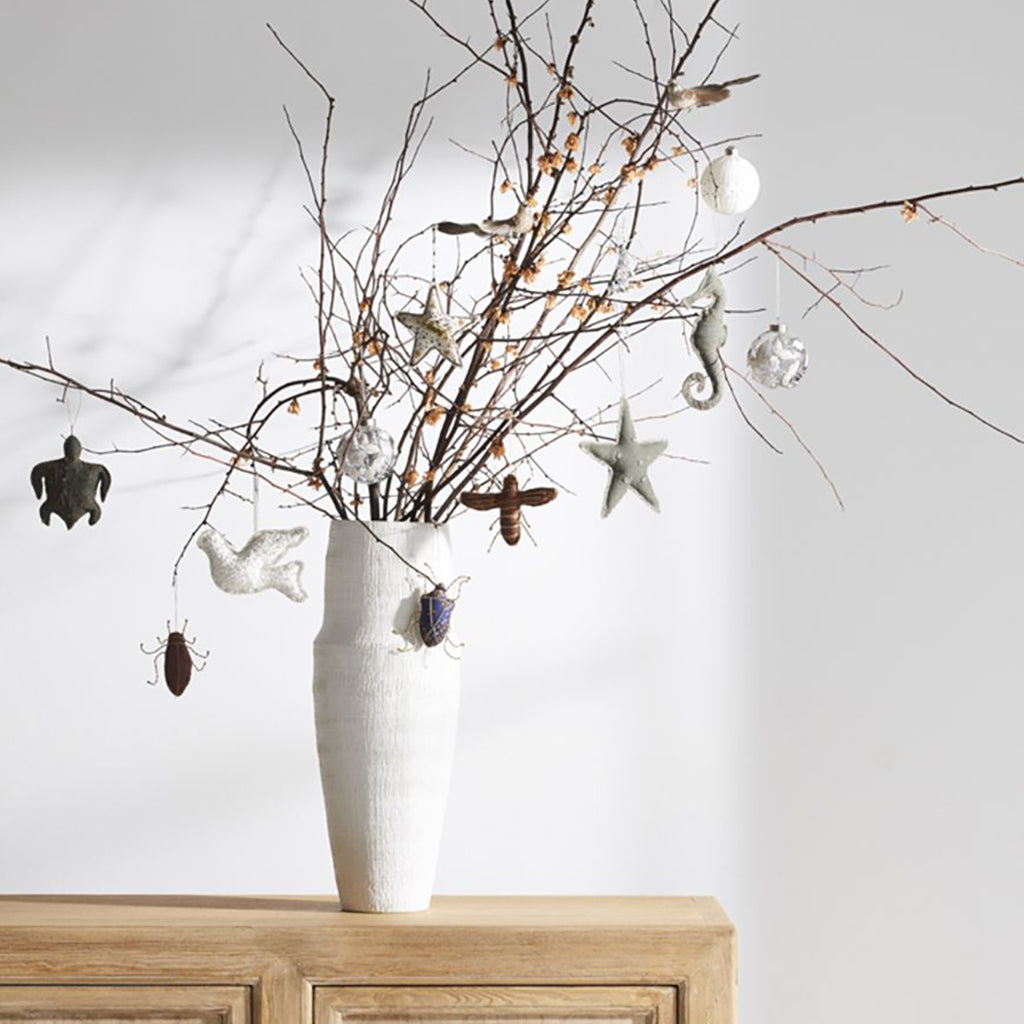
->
xmin=700 ymin=145 xmax=760 ymax=215
xmin=337 ymin=422 xmax=396 ymax=484
xmin=746 ymin=322 xmax=808 ymax=389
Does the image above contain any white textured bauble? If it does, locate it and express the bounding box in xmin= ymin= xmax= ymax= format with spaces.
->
xmin=747 ymin=322 xmax=808 ymax=389
xmin=700 ymin=145 xmax=760 ymax=214
xmin=338 ymin=423 xmax=396 ymax=484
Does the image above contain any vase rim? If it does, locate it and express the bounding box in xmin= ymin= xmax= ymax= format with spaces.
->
xmin=327 ymin=519 xmax=449 ymax=535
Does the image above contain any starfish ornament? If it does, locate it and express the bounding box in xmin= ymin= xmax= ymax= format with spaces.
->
xmin=581 ymin=398 xmax=668 ymax=517
xmin=196 ymin=525 xmax=309 ymax=602
xmin=397 ymin=284 xmax=469 ymax=367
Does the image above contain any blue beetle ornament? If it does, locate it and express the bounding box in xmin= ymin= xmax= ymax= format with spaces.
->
xmin=418 ymin=583 xmax=455 ymax=647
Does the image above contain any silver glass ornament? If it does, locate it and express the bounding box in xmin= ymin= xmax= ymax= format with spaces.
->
xmin=747 ymin=322 xmax=808 ymax=389
xmin=338 ymin=423 xmax=396 ymax=484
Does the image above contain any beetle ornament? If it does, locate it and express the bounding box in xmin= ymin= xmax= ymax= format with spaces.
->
xmin=141 ymin=621 xmax=209 ymax=697
xmin=418 ymin=583 xmax=456 ymax=648
xmin=395 ymin=574 xmax=469 ymax=656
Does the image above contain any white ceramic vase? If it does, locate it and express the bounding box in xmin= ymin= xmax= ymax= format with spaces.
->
xmin=313 ymin=521 xmax=460 ymax=912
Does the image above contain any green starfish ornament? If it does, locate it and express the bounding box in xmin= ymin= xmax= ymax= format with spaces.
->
xmin=397 ymin=284 xmax=469 ymax=367
xmin=581 ymin=398 xmax=668 ymax=517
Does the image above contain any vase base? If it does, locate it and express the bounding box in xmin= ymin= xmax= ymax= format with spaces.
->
xmin=337 ymin=895 xmax=433 ymax=914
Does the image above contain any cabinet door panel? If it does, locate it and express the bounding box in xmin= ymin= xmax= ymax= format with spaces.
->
xmin=0 ymin=985 xmax=249 ymax=1024
xmin=314 ymin=986 xmax=676 ymax=1024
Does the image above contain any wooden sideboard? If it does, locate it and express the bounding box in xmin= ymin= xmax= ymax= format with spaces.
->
xmin=0 ymin=896 xmax=736 ymax=1024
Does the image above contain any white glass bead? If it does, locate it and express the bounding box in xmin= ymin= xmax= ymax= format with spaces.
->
xmin=747 ymin=322 xmax=808 ymax=389
xmin=700 ymin=146 xmax=760 ymax=215
xmin=338 ymin=423 xmax=396 ymax=484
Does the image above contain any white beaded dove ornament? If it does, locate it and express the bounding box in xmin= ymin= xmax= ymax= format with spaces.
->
xmin=397 ymin=284 xmax=469 ymax=367
xmin=197 ymin=525 xmax=309 ymax=602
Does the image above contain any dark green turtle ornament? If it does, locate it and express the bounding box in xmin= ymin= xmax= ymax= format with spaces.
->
xmin=30 ymin=435 xmax=111 ymax=529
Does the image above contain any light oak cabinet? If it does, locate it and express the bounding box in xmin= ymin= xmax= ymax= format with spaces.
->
xmin=315 ymin=986 xmax=676 ymax=1024
xmin=0 ymin=897 xmax=735 ymax=1024
xmin=0 ymin=986 xmax=249 ymax=1023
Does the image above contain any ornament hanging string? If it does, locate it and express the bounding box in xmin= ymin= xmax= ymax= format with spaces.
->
xmin=252 ymin=468 xmax=260 ymax=535
xmin=63 ymin=386 xmax=82 ymax=437
xmin=774 ymin=254 xmax=781 ymax=323
xmin=172 ymin=575 xmax=180 ymax=633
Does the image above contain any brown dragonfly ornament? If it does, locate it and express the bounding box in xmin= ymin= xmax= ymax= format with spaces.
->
xmin=459 ymin=473 xmax=557 ymax=546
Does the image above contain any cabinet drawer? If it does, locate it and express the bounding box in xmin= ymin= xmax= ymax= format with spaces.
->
xmin=0 ymin=985 xmax=250 ymax=1023
xmin=314 ymin=986 xmax=676 ymax=1024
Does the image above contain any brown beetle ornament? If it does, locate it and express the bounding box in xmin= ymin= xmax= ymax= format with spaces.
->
xmin=141 ymin=621 xmax=209 ymax=697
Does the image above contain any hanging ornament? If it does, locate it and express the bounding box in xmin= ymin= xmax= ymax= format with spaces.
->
xmin=397 ymin=284 xmax=469 ymax=368
xmin=747 ymin=322 xmax=808 ymax=389
xmin=581 ymin=398 xmax=668 ymax=517
xmin=681 ymin=267 xmax=728 ymax=410
xmin=197 ymin=525 xmax=309 ymax=602
xmin=611 ymin=245 xmax=638 ymax=294
xmin=667 ymin=72 xmax=760 ymax=111
xmin=459 ymin=473 xmax=558 ymax=546
xmin=700 ymin=146 xmax=760 ymax=215
xmin=30 ymin=435 xmax=112 ymax=529
xmin=437 ymin=203 xmax=537 ymax=239
xmin=338 ymin=422 xmax=396 ymax=484
xmin=141 ymin=620 xmax=209 ymax=697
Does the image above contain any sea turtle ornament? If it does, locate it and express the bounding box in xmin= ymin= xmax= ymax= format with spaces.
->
xmin=30 ymin=435 xmax=112 ymax=529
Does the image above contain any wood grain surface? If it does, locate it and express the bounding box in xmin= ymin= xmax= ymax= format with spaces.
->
xmin=0 ymin=897 xmax=735 ymax=1024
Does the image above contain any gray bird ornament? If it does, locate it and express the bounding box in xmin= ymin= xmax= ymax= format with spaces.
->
xmin=31 ymin=435 xmax=112 ymax=529
xmin=667 ymin=73 xmax=760 ymax=111
xmin=437 ymin=203 xmax=537 ymax=239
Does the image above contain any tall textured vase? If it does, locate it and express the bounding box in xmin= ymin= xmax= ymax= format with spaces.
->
xmin=313 ymin=521 xmax=460 ymax=912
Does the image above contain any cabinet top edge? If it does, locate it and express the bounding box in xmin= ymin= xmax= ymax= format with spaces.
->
xmin=0 ymin=895 xmax=733 ymax=931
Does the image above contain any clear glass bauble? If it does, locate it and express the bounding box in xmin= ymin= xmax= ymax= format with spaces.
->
xmin=746 ymin=322 xmax=808 ymax=389
xmin=337 ymin=423 xmax=396 ymax=484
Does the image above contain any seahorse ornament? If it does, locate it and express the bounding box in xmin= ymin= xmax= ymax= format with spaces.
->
xmin=681 ymin=267 xmax=728 ymax=410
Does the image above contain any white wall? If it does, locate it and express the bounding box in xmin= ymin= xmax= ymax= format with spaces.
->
xmin=1 ymin=3 xmax=1022 ymax=1023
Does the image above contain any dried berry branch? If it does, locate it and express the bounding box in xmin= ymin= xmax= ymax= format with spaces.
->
xmin=2 ymin=0 xmax=1023 ymax=562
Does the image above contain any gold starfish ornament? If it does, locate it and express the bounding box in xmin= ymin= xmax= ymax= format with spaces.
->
xmin=397 ymin=284 xmax=469 ymax=367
